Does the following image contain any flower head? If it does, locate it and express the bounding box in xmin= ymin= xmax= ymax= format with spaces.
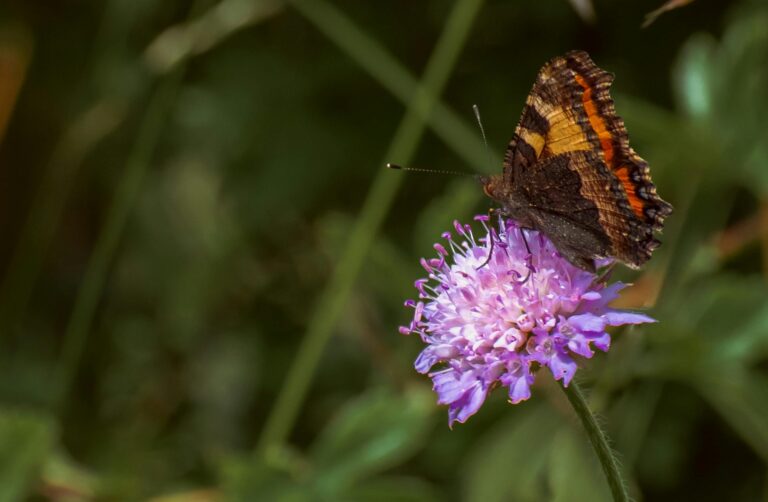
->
xmin=400 ymin=216 xmax=654 ymax=426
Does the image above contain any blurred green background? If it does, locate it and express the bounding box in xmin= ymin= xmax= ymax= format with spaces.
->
xmin=1 ymin=0 xmax=768 ymax=500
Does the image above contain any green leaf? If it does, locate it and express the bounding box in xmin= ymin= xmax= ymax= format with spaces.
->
xmin=0 ymin=408 xmax=57 ymax=502
xmin=648 ymin=276 xmax=768 ymax=371
xmin=653 ymin=180 xmax=734 ymax=309
xmin=341 ymin=476 xmax=440 ymax=502
xmin=673 ymin=33 xmax=717 ymax=120
xmin=309 ymin=386 xmax=433 ymax=495
xmin=694 ymin=370 xmax=768 ymax=461
xmin=670 ymin=7 xmax=768 ymax=195
xmin=463 ymin=404 xmax=558 ymax=502
xmin=685 ymin=277 xmax=767 ymax=337
xmin=637 ymin=274 xmax=768 ymax=462
xmin=218 ymin=453 xmax=312 ymax=502
xmin=548 ymin=429 xmax=612 ymax=502
xmin=40 ymin=449 xmax=98 ymax=500
xmin=690 ymin=276 xmax=768 ymax=363
xmin=723 ymin=297 xmax=768 ymax=363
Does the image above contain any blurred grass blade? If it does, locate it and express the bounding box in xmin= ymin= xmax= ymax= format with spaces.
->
xmin=256 ymin=0 xmax=485 ymax=457
xmin=695 ymin=371 xmax=768 ymax=461
xmin=549 ymin=430 xmax=612 ymax=502
xmin=567 ymin=0 xmax=595 ymax=23
xmin=0 ymin=409 xmax=56 ymax=501
xmin=52 ymin=0 xmax=218 ymax=409
xmin=287 ymin=0 xmax=496 ymax=171
xmin=52 ymin=74 xmax=185 ymax=410
xmin=643 ymin=0 xmax=695 ymax=28
xmin=145 ymin=0 xmax=284 ymax=73
xmin=611 ymin=383 xmax=663 ymax=469
xmin=415 ymin=179 xmax=483 ymax=253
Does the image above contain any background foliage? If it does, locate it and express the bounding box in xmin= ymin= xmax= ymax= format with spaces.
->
xmin=1 ymin=0 xmax=767 ymax=500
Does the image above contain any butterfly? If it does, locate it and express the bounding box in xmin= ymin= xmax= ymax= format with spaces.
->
xmin=480 ymin=50 xmax=673 ymax=272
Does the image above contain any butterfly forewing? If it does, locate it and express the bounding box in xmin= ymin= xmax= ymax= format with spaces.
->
xmin=492 ymin=50 xmax=672 ymax=270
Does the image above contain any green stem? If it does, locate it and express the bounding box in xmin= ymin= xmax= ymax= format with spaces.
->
xmin=561 ymin=380 xmax=629 ymax=502
xmin=255 ymin=0 xmax=485 ymax=458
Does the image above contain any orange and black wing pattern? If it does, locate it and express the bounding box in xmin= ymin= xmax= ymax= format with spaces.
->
xmin=502 ymin=50 xmax=672 ymax=268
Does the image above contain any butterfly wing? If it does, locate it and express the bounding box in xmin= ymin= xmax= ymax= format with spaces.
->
xmin=503 ymin=50 xmax=672 ymax=268
xmin=503 ymin=52 xmax=598 ymax=179
xmin=512 ymin=153 xmax=609 ymax=271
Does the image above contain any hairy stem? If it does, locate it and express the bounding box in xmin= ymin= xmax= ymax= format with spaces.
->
xmin=561 ymin=380 xmax=629 ymax=502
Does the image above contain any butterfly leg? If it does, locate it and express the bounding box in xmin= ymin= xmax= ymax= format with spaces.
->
xmin=476 ymin=208 xmax=498 ymax=270
xmin=595 ymin=261 xmax=616 ymax=284
xmin=515 ymin=229 xmax=533 ymax=284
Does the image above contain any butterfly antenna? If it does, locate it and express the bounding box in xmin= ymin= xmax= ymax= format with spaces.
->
xmin=389 ymin=105 xmax=492 ymax=178
xmin=386 ymin=164 xmax=473 ymax=177
xmin=473 ymin=104 xmax=493 ymax=172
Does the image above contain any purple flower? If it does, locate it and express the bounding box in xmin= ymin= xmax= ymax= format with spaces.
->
xmin=400 ymin=216 xmax=655 ymax=426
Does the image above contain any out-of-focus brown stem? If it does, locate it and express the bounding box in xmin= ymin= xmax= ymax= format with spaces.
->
xmin=760 ymin=201 xmax=768 ymax=278
xmin=714 ymin=208 xmax=765 ymax=262
xmin=0 ymin=25 xmax=32 ymax=145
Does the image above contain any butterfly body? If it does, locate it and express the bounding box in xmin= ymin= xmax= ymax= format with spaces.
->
xmin=484 ymin=51 xmax=672 ymax=271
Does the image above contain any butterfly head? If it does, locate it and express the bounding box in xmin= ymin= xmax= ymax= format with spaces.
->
xmin=477 ymin=174 xmax=504 ymax=202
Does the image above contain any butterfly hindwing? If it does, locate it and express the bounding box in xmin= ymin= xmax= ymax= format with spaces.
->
xmin=512 ymin=152 xmax=611 ymax=271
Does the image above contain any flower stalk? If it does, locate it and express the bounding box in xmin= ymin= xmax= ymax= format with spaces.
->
xmin=561 ymin=380 xmax=630 ymax=502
